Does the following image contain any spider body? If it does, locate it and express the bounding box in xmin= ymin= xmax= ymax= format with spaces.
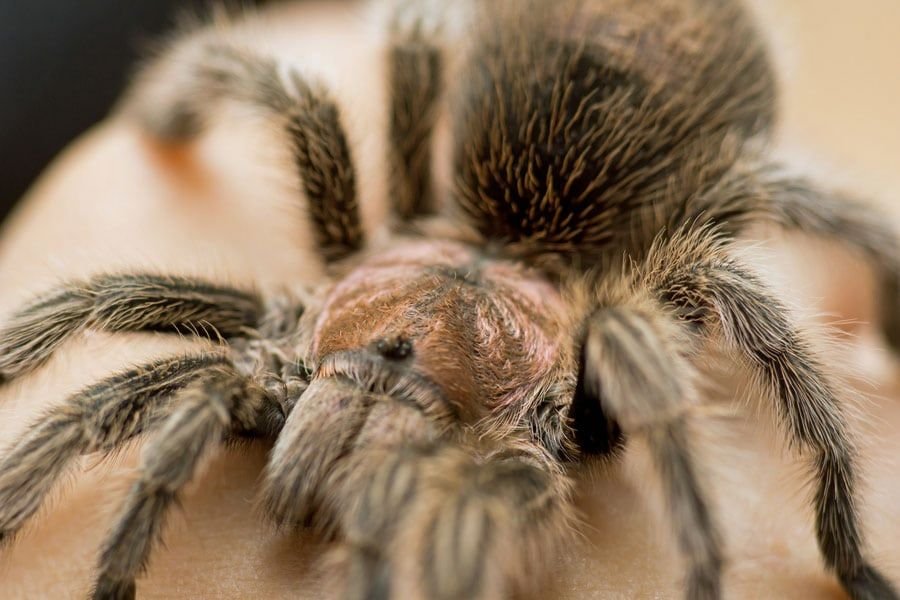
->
xmin=0 ymin=1 xmax=899 ymax=599
xmin=265 ymin=238 xmax=578 ymax=556
xmin=314 ymin=239 xmax=569 ymax=424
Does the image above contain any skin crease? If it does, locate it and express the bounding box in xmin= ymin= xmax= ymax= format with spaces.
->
xmin=0 ymin=0 xmax=898 ymax=598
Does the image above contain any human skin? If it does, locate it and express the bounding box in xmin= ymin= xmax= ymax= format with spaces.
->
xmin=0 ymin=1 xmax=898 ymax=598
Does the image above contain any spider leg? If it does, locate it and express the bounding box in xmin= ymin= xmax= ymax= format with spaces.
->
xmin=91 ymin=365 xmax=279 ymax=600
xmin=646 ymin=228 xmax=899 ymax=600
xmin=0 ymin=354 xmax=227 ymax=544
xmin=126 ymin=40 xmax=363 ymax=261
xmin=262 ymin=372 xmax=566 ymax=598
xmin=340 ymin=445 xmax=429 ymax=600
xmin=387 ymin=11 xmax=443 ymax=221
xmin=574 ymin=300 xmax=722 ymax=599
xmin=262 ymin=377 xmax=375 ymax=531
xmin=341 ymin=444 xmax=569 ymax=600
xmin=686 ymin=163 xmax=900 ymax=352
xmin=0 ymin=274 xmax=261 ymax=381
xmin=262 ymin=370 xmax=448 ymax=525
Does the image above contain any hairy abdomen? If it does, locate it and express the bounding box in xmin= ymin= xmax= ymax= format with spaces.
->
xmin=452 ymin=0 xmax=776 ymax=260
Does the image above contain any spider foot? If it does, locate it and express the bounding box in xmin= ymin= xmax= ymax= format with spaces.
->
xmin=840 ymin=564 xmax=900 ymax=600
xmin=91 ymin=576 xmax=136 ymax=600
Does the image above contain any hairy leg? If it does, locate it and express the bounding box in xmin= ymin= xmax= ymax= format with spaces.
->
xmin=685 ymin=163 xmax=900 ymax=351
xmin=340 ymin=445 xmax=436 ymax=600
xmin=262 ymin=370 xmax=445 ymax=525
xmin=125 ymin=39 xmax=364 ymax=262
xmin=644 ymin=228 xmax=899 ymax=600
xmin=0 ymin=354 xmax=227 ymax=543
xmin=92 ymin=365 xmax=279 ymax=600
xmin=387 ymin=13 xmax=443 ymax=221
xmin=340 ymin=444 xmax=570 ymax=600
xmin=262 ymin=377 xmax=374 ymax=531
xmin=0 ymin=274 xmax=261 ymax=381
xmin=574 ymin=297 xmax=722 ymax=599
xmin=260 ymin=374 xmax=567 ymax=599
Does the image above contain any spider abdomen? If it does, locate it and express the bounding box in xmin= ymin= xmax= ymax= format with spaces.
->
xmin=453 ymin=0 xmax=776 ymax=259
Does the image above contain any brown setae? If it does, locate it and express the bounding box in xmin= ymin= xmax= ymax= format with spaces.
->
xmin=0 ymin=1 xmax=898 ymax=599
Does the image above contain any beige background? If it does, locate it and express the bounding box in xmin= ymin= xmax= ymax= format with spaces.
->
xmin=0 ymin=1 xmax=898 ymax=598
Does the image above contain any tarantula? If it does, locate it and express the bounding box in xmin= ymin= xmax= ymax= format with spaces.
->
xmin=0 ymin=0 xmax=898 ymax=598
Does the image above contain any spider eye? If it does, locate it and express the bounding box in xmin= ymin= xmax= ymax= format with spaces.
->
xmin=372 ymin=335 xmax=413 ymax=361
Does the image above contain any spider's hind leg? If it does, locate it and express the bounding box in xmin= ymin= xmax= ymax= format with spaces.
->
xmin=386 ymin=5 xmax=444 ymax=222
xmin=123 ymin=35 xmax=364 ymax=262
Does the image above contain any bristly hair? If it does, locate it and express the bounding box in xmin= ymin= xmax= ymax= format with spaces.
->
xmin=0 ymin=1 xmax=898 ymax=599
xmin=451 ymin=0 xmax=776 ymax=261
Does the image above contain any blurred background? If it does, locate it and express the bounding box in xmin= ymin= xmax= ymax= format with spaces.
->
xmin=759 ymin=0 xmax=900 ymax=201
xmin=0 ymin=1 xmax=263 ymax=224
xmin=0 ymin=0 xmax=897 ymax=225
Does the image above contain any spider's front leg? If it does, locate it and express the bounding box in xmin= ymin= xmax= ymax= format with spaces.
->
xmin=0 ymin=273 xmax=308 ymax=597
xmin=0 ymin=273 xmax=267 ymax=541
xmin=262 ymin=377 xmax=383 ymax=531
xmin=341 ymin=445 xmax=571 ymax=600
xmin=572 ymin=294 xmax=722 ymax=599
xmin=261 ymin=374 xmax=572 ymax=600
xmin=645 ymin=228 xmax=899 ymax=600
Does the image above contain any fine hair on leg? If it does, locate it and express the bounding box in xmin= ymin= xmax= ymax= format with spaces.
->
xmin=0 ymin=354 xmax=228 ymax=544
xmin=387 ymin=12 xmax=443 ymax=221
xmin=684 ymin=161 xmax=900 ymax=351
xmin=339 ymin=443 xmax=570 ymax=600
xmin=642 ymin=226 xmax=899 ymax=600
xmin=262 ymin=372 xmax=445 ymax=531
xmin=340 ymin=445 xmax=435 ymax=600
xmin=577 ymin=297 xmax=723 ymax=599
xmin=0 ymin=274 xmax=261 ymax=382
xmin=91 ymin=366 xmax=277 ymax=600
xmin=124 ymin=36 xmax=364 ymax=262
xmin=262 ymin=377 xmax=375 ymax=531
xmin=405 ymin=449 xmax=569 ymax=600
